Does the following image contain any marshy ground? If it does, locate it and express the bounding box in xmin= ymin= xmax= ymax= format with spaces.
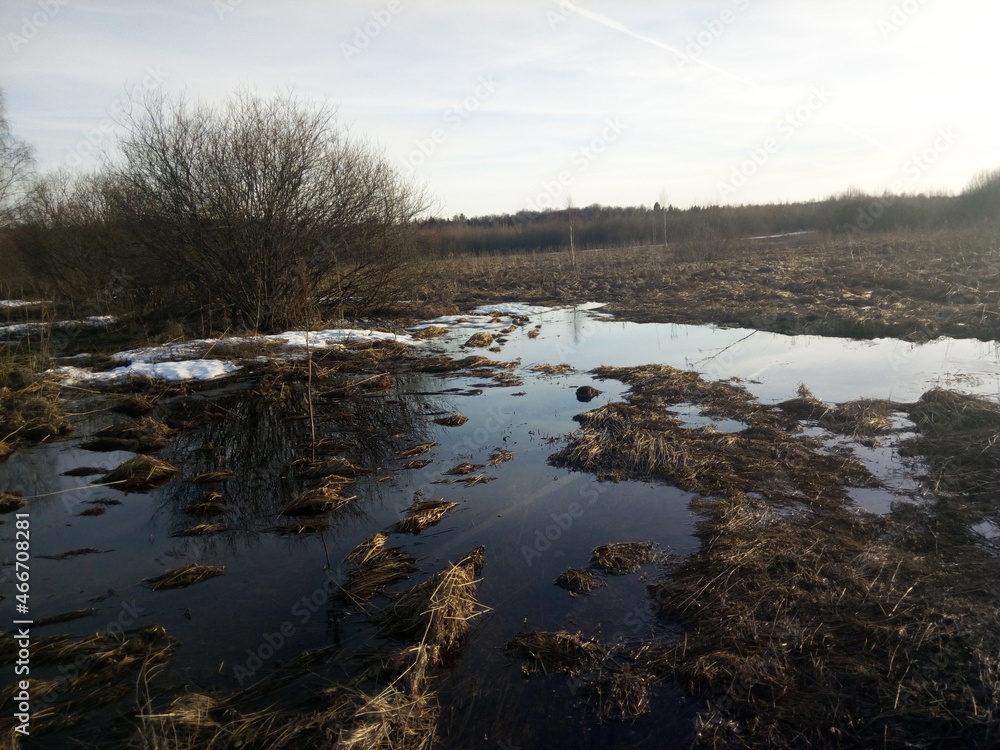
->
xmin=1 ymin=241 xmax=999 ymax=748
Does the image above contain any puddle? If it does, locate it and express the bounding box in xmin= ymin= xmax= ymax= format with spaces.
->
xmin=2 ymin=304 xmax=998 ymax=747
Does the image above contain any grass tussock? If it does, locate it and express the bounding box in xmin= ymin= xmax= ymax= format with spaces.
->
xmin=80 ymin=416 xmax=174 ymax=453
xmin=374 ymin=548 xmax=486 ymax=665
xmin=589 ymin=542 xmax=656 ymax=574
xmin=190 ymin=469 xmax=235 ymax=483
xmin=0 ymin=438 xmax=14 ymax=462
xmin=410 ymin=325 xmax=449 ymax=339
xmin=341 ymin=533 xmax=418 ymax=606
xmin=555 ymin=568 xmax=605 ymax=595
xmin=820 ymin=398 xmax=895 ymax=436
xmin=0 ymin=374 xmax=72 ymax=445
xmin=0 ymin=491 xmax=26 ymax=513
xmin=110 ymin=393 xmax=158 ymax=417
xmin=402 ymin=459 xmax=433 ymax=470
xmin=489 ymin=448 xmax=514 ymax=465
xmin=902 ymin=388 xmax=1000 ymax=497
xmin=530 ymin=363 xmax=572 ymax=375
xmin=506 ymin=631 xmax=607 ymax=676
xmin=462 ymin=331 xmax=494 ymax=348
xmin=172 ymin=522 xmax=227 ymax=537
xmin=392 ymin=498 xmax=458 ymax=534
xmin=397 ymin=442 xmax=437 ymax=458
xmin=442 ymin=462 xmax=483 ymax=475
xmin=100 ymin=455 xmax=178 ymax=492
xmin=145 ymin=563 xmax=225 ymax=590
xmin=280 ymin=480 xmax=355 ymax=517
xmin=294 ymin=456 xmax=371 ymax=479
xmin=431 ymin=413 xmax=468 ymax=427
xmin=185 ymin=499 xmax=227 ymax=516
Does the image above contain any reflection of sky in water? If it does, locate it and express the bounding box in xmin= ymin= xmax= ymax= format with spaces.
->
xmin=468 ymin=306 xmax=1000 ymax=405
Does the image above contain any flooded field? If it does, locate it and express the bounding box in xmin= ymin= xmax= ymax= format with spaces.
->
xmin=2 ymin=303 xmax=999 ymax=748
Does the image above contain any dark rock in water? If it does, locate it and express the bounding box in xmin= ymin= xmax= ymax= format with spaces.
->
xmin=576 ymin=385 xmax=602 ymax=402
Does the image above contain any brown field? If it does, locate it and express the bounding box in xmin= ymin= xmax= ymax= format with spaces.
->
xmin=420 ymin=228 xmax=999 ymax=341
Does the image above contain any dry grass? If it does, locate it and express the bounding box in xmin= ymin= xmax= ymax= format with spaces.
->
xmin=0 ymin=625 xmax=175 ymax=739
xmin=392 ymin=498 xmax=458 ymax=534
xmin=341 ymin=533 xmax=418 ymax=605
xmin=820 ymin=398 xmax=895 ymax=436
xmin=145 ymin=564 xmax=225 ymax=590
xmin=463 ymin=332 xmax=494 ymax=348
xmin=80 ymin=417 xmax=174 ymax=453
xmin=374 ymin=548 xmax=486 ymax=665
xmin=101 ymin=455 xmax=178 ymax=492
xmin=648 ymin=493 xmax=1000 ymax=748
xmin=280 ymin=481 xmax=355 ymax=517
xmin=397 ymin=442 xmax=437 ymax=458
xmin=431 ymin=414 xmax=468 ymax=427
xmin=902 ymin=388 xmax=1000 ymax=497
xmin=0 ymin=491 xmax=25 ymax=513
xmin=442 ymin=462 xmax=484 ymax=475
xmin=0 ymin=374 xmax=72 ymax=444
xmin=410 ymin=325 xmax=449 ymax=339
xmin=402 ymin=459 xmax=433 ymax=470
xmin=190 ymin=470 xmax=235 ymax=483
xmin=489 ymin=448 xmax=514 ymax=465
xmin=530 ymin=363 xmax=573 ymax=375
xmin=506 ymin=631 xmax=607 ymax=675
xmin=271 ymin=520 xmax=331 ymax=535
xmin=555 ymin=568 xmax=605 ymax=595
xmin=294 ymin=456 xmax=371 ymax=479
xmin=589 ymin=542 xmax=656 ymax=574
xmin=172 ymin=522 xmax=227 ymax=537
xmin=185 ymin=499 xmax=227 ymax=516
xmin=431 ymin=474 xmax=495 ymax=487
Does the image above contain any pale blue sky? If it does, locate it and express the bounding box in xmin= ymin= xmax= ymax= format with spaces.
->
xmin=3 ymin=0 xmax=998 ymax=216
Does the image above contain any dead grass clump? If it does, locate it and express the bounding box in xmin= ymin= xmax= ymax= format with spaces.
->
xmin=185 ymin=500 xmax=227 ymax=516
xmin=392 ymin=498 xmax=458 ymax=534
xmin=81 ymin=417 xmax=174 ymax=453
xmin=341 ymin=533 xmax=418 ymax=604
xmin=272 ymin=520 xmax=330 ymax=535
xmin=506 ymin=631 xmax=607 ymax=675
xmin=902 ymin=388 xmax=1000 ymax=497
xmin=110 ymin=393 xmax=158 ymax=417
xmin=190 ymin=469 xmax=235 ymax=483
xmin=531 ymin=363 xmax=572 ymax=375
xmin=280 ymin=482 xmax=355 ymax=517
xmin=402 ymin=459 xmax=433 ymax=470
xmin=0 ymin=491 xmax=26 ymax=513
xmin=146 ymin=564 xmax=225 ymax=590
xmin=101 ymin=455 xmax=178 ymax=492
xmin=321 ymin=371 xmax=395 ymax=398
xmin=431 ymin=413 xmax=468 ymax=427
xmin=489 ymin=448 xmax=513 ymax=465
xmin=550 ymin=398 xmax=875 ymax=504
xmin=0 ymin=377 xmax=72 ymax=442
xmin=410 ymin=325 xmax=449 ymax=339
xmin=431 ymin=473 xmax=495 ymax=487
xmin=585 ymin=665 xmax=657 ymax=723
xmin=820 ymin=398 xmax=895 ymax=436
xmin=443 ymin=462 xmax=484 ymax=475
xmin=527 ymin=328 xmax=540 ymax=339
xmin=463 ymin=331 xmax=494 ymax=348
xmin=589 ymin=542 xmax=656 ymax=574
xmin=555 ymin=568 xmax=605 ymax=595
xmin=375 ymin=548 xmax=485 ymax=664
xmin=294 ymin=456 xmax=371 ymax=479
xmin=0 ymin=439 xmax=13 ymax=461
xmin=398 ymin=442 xmax=437 ymax=458
xmin=172 ymin=522 xmax=227 ymax=537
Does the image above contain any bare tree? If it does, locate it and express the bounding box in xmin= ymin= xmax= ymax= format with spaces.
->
xmin=0 ymin=88 xmax=35 ymax=229
xmin=108 ymin=89 xmax=429 ymax=330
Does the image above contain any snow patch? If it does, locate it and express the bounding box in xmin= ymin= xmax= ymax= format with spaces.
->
xmin=0 ymin=299 xmax=44 ymax=308
xmin=55 ymin=359 xmax=242 ymax=385
xmin=472 ymin=303 xmax=552 ymax=316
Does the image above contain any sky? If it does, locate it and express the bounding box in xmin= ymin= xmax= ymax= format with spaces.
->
xmin=2 ymin=0 xmax=999 ymax=217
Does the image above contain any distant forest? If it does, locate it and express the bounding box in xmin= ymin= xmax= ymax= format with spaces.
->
xmin=420 ymin=169 xmax=1000 ymax=257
